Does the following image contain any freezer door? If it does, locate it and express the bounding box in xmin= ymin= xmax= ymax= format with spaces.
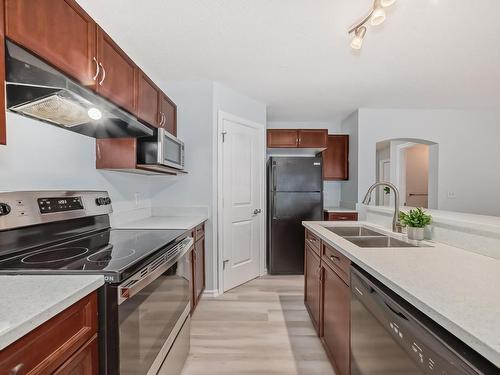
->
xmin=269 ymin=192 xmax=322 ymax=274
xmin=271 ymin=157 xmax=323 ymax=192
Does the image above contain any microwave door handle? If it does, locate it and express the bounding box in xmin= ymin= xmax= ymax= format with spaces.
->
xmin=157 ymin=128 xmax=165 ymax=164
xmin=117 ymin=237 xmax=194 ymax=304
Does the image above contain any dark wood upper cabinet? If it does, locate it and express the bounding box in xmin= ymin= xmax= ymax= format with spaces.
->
xmin=0 ymin=0 xmax=6 ymax=145
xmin=137 ymin=70 xmax=160 ymax=127
xmin=305 ymin=244 xmax=322 ymax=333
xmin=267 ymin=129 xmax=328 ymax=149
xmin=298 ymin=129 xmax=328 ymax=148
xmin=322 ymin=263 xmax=350 ymax=375
xmin=160 ymin=94 xmax=177 ymax=136
xmin=267 ymin=129 xmax=299 ymax=148
xmin=2 ymin=0 xmax=180 ymax=146
xmin=322 ymin=135 xmax=349 ymax=180
xmin=96 ymin=27 xmax=137 ymax=114
xmin=5 ymin=0 xmax=97 ymax=87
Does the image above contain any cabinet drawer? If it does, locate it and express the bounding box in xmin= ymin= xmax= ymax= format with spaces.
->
xmin=195 ymin=223 xmax=205 ymax=242
xmin=53 ymin=335 xmax=98 ymax=375
xmin=305 ymin=230 xmax=321 ymax=255
xmin=0 ymin=292 xmax=98 ymax=375
xmin=322 ymin=243 xmax=351 ymax=285
xmin=324 ymin=212 xmax=358 ymax=221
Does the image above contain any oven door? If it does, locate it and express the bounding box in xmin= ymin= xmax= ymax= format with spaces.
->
xmin=159 ymin=128 xmax=184 ymax=170
xmin=117 ymin=238 xmax=193 ymax=375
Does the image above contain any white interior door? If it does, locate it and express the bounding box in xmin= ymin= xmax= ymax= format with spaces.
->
xmin=221 ymin=116 xmax=262 ymax=292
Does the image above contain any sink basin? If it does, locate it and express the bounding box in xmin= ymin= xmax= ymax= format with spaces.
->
xmin=345 ymin=236 xmax=428 ymax=248
xmin=327 ymin=226 xmax=385 ymax=237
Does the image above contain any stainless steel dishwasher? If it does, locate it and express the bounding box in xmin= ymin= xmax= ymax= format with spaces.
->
xmin=350 ymin=266 xmax=498 ymax=375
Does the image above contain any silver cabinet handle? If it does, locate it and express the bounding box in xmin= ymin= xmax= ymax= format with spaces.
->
xmin=159 ymin=112 xmax=163 ymax=127
xmin=161 ymin=112 xmax=165 ymax=127
xmin=253 ymin=209 xmax=262 ymax=215
xmin=92 ymin=57 xmax=100 ymax=81
xmin=98 ymin=62 xmax=106 ymax=85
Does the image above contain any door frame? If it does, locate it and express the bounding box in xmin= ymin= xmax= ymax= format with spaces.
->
xmin=216 ymin=110 xmax=267 ymax=295
xmin=377 ymin=158 xmax=391 ymax=206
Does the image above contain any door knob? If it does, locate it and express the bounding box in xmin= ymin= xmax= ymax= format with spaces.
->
xmin=253 ymin=209 xmax=262 ymax=214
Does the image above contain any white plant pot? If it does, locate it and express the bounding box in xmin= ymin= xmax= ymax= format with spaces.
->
xmin=407 ymin=227 xmax=425 ymax=241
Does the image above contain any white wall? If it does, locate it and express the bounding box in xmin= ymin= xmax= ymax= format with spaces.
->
xmin=340 ymin=111 xmax=359 ymax=209
xmin=151 ymin=81 xmax=267 ymax=293
xmin=267 ymin=121 xmax=344 ymax=208
xmin=0 ymin=113 xmax=153 ymax=215
xmin=356 ymin=109 xmax=500 ymax=216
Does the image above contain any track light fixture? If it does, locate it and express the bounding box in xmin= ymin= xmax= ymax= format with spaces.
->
xmin=348 ymin=0 xmax=396 ymax=49
xmin=350 ymin=26 xmax=367 ymax=50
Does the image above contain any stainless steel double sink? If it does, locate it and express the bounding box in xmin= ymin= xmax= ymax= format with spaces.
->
xmin=326 ymin=226 xmax=429 ymax=248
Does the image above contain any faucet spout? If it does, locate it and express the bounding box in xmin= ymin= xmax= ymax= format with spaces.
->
xmin=362 ymin=182 xmax=403 ymax=233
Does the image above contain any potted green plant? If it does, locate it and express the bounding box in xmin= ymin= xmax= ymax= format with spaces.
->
xmin=399 ymin=208 xmax=432 ymax=241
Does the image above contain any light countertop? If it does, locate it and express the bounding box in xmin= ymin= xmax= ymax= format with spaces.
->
xmin=323 ymin=207 xmax=358 ymax=213
xmin=115 ymin=215 xmax=207 ymax=230
xmin=302 ymin=220 xmax=500 ymax=368
xmin=0 ymin=275 xmax=104 ymax=350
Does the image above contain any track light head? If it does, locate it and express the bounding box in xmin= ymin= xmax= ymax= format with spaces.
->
xmin=350 ymin=26 xmax=367 ymax=50
xmin=370 ymin=7 xmax=386 ymax=26
xmin=380 ymin=0 xmax=397 ymax=7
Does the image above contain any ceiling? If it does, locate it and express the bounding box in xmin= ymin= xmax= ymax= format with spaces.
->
xmin=76 ymin=0 xmax=500 ymax=122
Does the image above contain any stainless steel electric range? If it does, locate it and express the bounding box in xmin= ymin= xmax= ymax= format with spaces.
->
xmin=0 ymin=191 xmax=193 ymax=375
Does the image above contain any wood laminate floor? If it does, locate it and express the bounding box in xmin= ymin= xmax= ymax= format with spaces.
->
xmin=181 ymin=275 xmax=335 ymax=375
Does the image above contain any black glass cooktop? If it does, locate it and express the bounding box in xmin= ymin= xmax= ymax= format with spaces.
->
xmin=0 ymin=229 xmax=185 ymax=283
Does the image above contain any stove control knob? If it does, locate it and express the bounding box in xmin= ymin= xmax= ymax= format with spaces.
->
xmin=105 ymin=197 xmax=112 ymax=205
xmin=95 ymin=197 xmax=107 ymax=206
xmin=0 ymin=203 xmax=11 ymax=216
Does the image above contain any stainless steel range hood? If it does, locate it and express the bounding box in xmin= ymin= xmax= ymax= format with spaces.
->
xmin=5 ymin=40 xmax=153 ymax=139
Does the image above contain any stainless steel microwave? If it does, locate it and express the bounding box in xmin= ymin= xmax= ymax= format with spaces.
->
xmin=138 ymin=128 xmax=185 ymax=171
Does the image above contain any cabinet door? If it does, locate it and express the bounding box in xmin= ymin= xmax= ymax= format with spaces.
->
xmin=160 ymin=94 xmax=177 ymax=136
xmin=322 ymin=135 xmax=349 ymax=180
xmin=194 ymin=238 xmax=205 ymax=304
xmin=96 ymin=27 xmax=137 ymax=113
xmin=5 ymin=0 xmax=97 ymax=87
xmin=322 ymin=264 xmax=350 ymax=375
xmin=53 ymin=336 xmax=99 ymax=375
xmin=137 ymin=70 xmax=160 ymax=127
xmin=304 ymin=245 xmax=321 ymax=333
xmin=298 ymin=129 xmax=328 ymax=148
xmin=267 ymin=129 xmax=298 ymax=148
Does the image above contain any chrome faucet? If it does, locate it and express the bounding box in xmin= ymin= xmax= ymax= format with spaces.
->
xmin=362 ymin=182 xmax=403 ymax=233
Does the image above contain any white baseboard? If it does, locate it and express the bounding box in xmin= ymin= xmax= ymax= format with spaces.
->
xmin=202 ymin=289 xmax=220 ymax=298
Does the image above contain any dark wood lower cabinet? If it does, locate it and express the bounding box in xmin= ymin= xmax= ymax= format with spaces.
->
xmin=324 ymin=211 xmax=358 ymax=222
xmin=304 ymin=229 xmax=352 ymax=375
xmin=304 ymin=244 xmax=322 ymax=332
xmin=0 ymin=292 xmax=98 ymax=374
xmin=322 ymin=263 xmax=350 ymax=375
xmin=53 ymin=335 xmax=99 ymax=375
xmin=191 ymin=223 xmax=206 ymax=312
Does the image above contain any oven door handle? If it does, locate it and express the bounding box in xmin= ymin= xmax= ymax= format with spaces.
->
xmin=117 ymin=237 xmax=194 ymax=305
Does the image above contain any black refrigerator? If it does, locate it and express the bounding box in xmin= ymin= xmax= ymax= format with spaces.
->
xmin=267 ymin=157 xmax=323 ymax=274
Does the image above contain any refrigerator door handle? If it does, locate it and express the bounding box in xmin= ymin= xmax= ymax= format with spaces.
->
xmin=272 ymin=193 xmax=277 ymax=219
xmin=272 ymin=163 xmax=277 ymax=191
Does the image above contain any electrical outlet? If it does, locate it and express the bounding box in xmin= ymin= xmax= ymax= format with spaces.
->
xmin=134 ymin=192 xmax=141 ymax=206
xmin=447 ymin=191 xmax=457 ymax=199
